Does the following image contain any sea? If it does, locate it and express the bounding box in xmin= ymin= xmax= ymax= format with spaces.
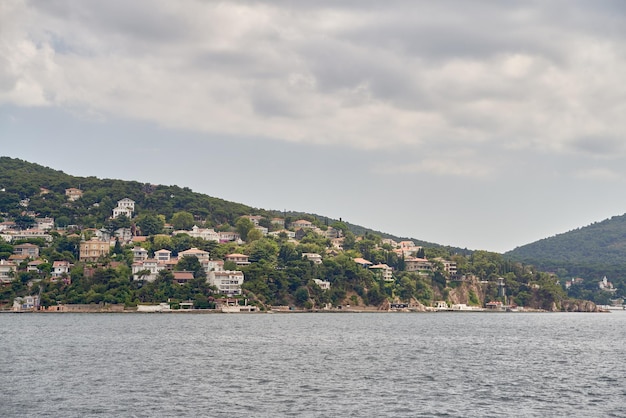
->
xmin=1 ymin=311 xmax=625 ymax=417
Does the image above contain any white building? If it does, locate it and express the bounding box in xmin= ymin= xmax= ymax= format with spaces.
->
xmin=52 ymin=260 xmax=71 ymax=278
xmin=179 ymin=247 xmax=210 ymax=261
xmin=0 ymin=260 xmax=17 ymax=283
xmin=35 ymin=217 xmax=55 ymax=230
xmin=112 ymin=198 xmax=135 ymax=219
xmin=154 ymin=249 xmax=172 ymax=262
xmin=208 ymin=270 xmax=244 ymax=296
xmin=313 ymin=279 xmax=331 ymax=290
xmin=404 ymin=257 xmax=433 ymax=272
xmin=132 ymin=247 xmax=149 ymax=262
xmin=13 ymin=295 xmax=39 ymax=311
xmin=180 ymin=225 xmax=220 ymax=242
xmin=370 ymin=263 xmax=394 ymax=281
xmin=132 ymin=259 xmax=165 ymax=282
xmin=302 ymin=253 xmax=323 ymax=265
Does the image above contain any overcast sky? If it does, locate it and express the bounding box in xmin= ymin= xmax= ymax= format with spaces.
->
xmin=2 ymin=1 xmax=626 ymax=252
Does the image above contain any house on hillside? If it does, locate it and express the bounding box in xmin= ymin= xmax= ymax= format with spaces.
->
xmin=35 ymin=217 xmax=55 ymax=230
xmin=179 ymin=247 xmax=210 ymax=261
xmin=51 ymin=261 xmax=71 ymax=278
xmin=218 ymin=231 xmax=241 ymax=243
xmin=370 ymin=263 xmax=394 ymax=281
xmin=154 ymin=249 xmax=172 ymax=262
xmin=65 ymin=188 xmax=83 ymax=201
xmin=354 ymin=257 xmax=373 ymax=268
xmin=13 ymin=243 xmax=40 ymax=259
xmin=313 ymin=278 xmax=331 ymax=290
xmin=225 ymin=253 xmax=250 ymax=266
xmin=208 ymin=270 xmax=244 ymax=296
xmin=79 ymin=239 xmax=112 ymax=262
xmin=290 ymin=220 xmax=314 ymax=230
xmin=112 ymin=198 xmax=135 ymax=219
xmin=132 ymin=247 xmax=149 ymax=262
xmin=132 ymin=259 xmax=165 ymax=282
xmin=302 ymin=253 xmax=323 ymax=265
xmin=271 ymin=218 xmax=285 ymax=228
xmin=241 ymin=215 xmax=264 ymax=226
xmin=404 ymin=257 xmax=433 ymax=272
xmin=0 ymin=260 xmax=17 ymax=283
xmin=182 ymin=225 xmax=220 ymax=242
xmin=173 ymin=271 xmax=195 ymax=285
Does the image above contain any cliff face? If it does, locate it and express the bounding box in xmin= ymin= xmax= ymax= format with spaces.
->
xmin=560 ymin=299 xmax=599 ymax=312
xmin=447 ymin=279 xmax=485 ymax=307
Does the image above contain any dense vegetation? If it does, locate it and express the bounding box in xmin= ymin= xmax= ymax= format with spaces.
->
xmin=506 ymin=215 xmax=626 ymax=303
xmin=0 ymin=156 xmax=602 ymax=310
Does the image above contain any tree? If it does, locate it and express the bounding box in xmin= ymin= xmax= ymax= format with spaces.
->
xmin=176 ymin=255 xmax=206 ymax=279
xmin=14 ymin=215 xmax=35 ymax=230
xmin=171 ymin=211 xmax=194 ymax=230
xmin=136 ymin=213 xmax=164 ymax=235
xmin=294 ymin=286 xmax=309 ymax=306
xmin=246 ymin=228 xmax=263 ymax=242
xmin=236 ymin=217 xmax=254 ymax=241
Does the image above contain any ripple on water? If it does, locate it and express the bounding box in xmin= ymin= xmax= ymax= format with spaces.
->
xmin=1 ymin=312 xmax=626 ymax=417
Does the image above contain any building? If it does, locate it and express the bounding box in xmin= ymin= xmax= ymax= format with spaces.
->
xmin=132 ymin=259 xmax=165 ymax=282
xmin=154 ymin=249 xmax=172 ymax=262
xmin=131 ymin=247 xmax=149 ymax=262
xmin=12 ymin=295 xmax=40 ymax=311
xmin=178 ymin=225 xmax=220 ymax=242
xmin=52 ymin=260 xmax=71 ymax=278
xmin=289 ymin=219 xmax=314 ymax=230
xmin=35 ymin=217 xmax=55 ymax=230
xmin=313 ymin=278 xmax=331 ymax=290
xmin=79 ymin=239 xmax=112 ymax=262
xmin=254 ymin=226 xmax=269 ymax=236
xmin=599 ymin=276 xmax=617 ymax=292
xmin=0 ymin=260 xmax=17 ymax=283
xmin=225 ymin=253 xmax=250 ymax=266
xmin=179 ymin=247 xmax=210 ymax=261
xmin=112 ymin=198 xmax=135 ymax=219
xmin=241 ymin=215 xmax=264 ymax=226
xmin=353 ymin=257 xmax=373 ymax=268
xmin=114 ymin=228 xmax=133 ymax=243
xmin=13 ymin=243 xmax=40 ymax=258
xmin=271 ymin=218 xmax=285 ymax=228
xmin=435 ymin=258 xmax=458 ymax=278
xmin=201 ymin=259 xmax=224 ymax=273
xmin=404 ymin=257 xmax=433 ymax=272
xmin=218 ymin=231 xmax=241 ymax=243
xmin=5 ymin=229 xmax=53 ymax=243
xmin=302 ymin=253 xmax=323 ymax=265
xmin=268 ymin=229 xmax=296 ymax=239
xmin=370 ymin=263 xmax=394 ymax=281
xmin=324 ymin=227 xmax=342 ymax=239
xmin=65 ymin=188 xmax=83 ymax=201
xmin=208 ymin=270 xmax=244 ymax=296
xmin=173 ymin=271 xmax=195 ymax=285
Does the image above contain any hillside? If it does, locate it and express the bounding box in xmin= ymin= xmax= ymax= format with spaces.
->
xmin=0 ymin=156 xmax=595 ymax=311
xmin=0 ymin=156 xmax=451 ymax=250
xmin=506 ymin=215 xmax=626 ymax=303
xmin=506 ymin=214 xmax=626 ymax=272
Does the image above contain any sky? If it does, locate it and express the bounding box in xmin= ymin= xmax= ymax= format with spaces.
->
xmin=1 ymin=1 xmax=626 ymax=253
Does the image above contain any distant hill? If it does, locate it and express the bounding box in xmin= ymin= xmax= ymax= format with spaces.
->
xmin=0 ymin=156 xmax=460 ymax=252
xmin=506 ymin=214 xmax=626 ymax=280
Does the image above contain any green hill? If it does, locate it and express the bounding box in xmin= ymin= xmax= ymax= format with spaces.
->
xmin=506 ymin=215 xmax=626 ymax=302
xmin=0 ymin=156 xmax=460 ymax=251
xmin=0 ymin=156 xmax=593 ymax=310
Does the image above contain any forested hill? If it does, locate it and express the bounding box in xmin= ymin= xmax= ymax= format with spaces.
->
xmin=506 ymin=214 xmax=626 ymax=278
xmin=0 ymin=156 xmax=450 ymax=250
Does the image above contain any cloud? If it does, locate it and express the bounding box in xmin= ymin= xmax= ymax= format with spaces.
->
xmin=2 ymin=0 xmax=626 ymax=163
xmin=574 ymin=167 xmax=623 ymax=182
